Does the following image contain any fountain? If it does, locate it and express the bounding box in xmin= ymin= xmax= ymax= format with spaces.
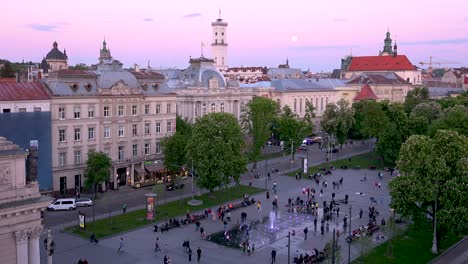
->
xmin=269 ymin=211 xmax=278 ymax=230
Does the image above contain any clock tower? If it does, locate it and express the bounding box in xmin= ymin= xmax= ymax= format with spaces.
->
xmin=211 ymin=10 xmax=228 ymax=70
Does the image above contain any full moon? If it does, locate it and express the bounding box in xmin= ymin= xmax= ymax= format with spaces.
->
xmin=291 ymin=35 xmax=299 ymax=42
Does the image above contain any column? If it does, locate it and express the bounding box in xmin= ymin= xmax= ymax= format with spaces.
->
xmin=28 ymin=226 xmax=43 ymax=264
xmin=130 ymin=164 xmax=135 ymax=186
xmin=14 ymin=230 xmax=29 ymax=264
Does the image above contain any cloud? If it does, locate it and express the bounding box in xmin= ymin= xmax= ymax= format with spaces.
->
xmin=143 ymin=18 xmax=154 ymax=22
xmin=26 ymin=22 xmax=69 ymax=32
xmin=333 ymin=18 xmax=347 ymax=22
xmin=183 ymin=13 xmax=202 ymax=18
xmin=400 ymin=38 xmax=468 ymax=46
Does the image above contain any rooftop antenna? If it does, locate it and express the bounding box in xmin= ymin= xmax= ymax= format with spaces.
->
xmin=219 ymin=8 xmax=221 ymax=19
xmin=201 ymin=42 xmax=206 ymax=57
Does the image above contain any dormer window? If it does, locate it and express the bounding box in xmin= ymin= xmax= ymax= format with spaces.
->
xmin=152 ymin=83 xmax=159 ymax=90
xmin=141 ymin=83 xmax=148 ymax=90
xmin=84 ymin=83 xmax=92 ymax=91
xmin=70 ymin=83 xmax=78 ymax=92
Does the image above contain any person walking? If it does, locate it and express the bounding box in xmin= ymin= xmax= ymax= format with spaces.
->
xmin=304 ymin=227 xmax=308 ymax=240
xmin=117 ymin=237 xmax=124 ymax=253
xmin=197 ymin=247 xmax=202 ymax=262
xmin=359 ymin=209 xmax=363 ymax=219
xmin=122 ymin=203 xmax=127 ymax=214
xmin=257 ymin=201 xmax=262 ymax=211
xmin=77 ymin=259 xmax=83 ymax=264
xmin=200 ymin=226 xmax=204 ymax=238
xmin=82 ymin=259 xmax=88 ymax=264
xmin=154 ymin=237 xmax=161 ymax=253
xmin=271 ymin=249 xmax=277 ymax=263
xmin=188 ymin=247 xmax=193 ymax=262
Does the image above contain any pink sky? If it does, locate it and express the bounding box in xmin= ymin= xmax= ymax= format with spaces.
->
xmin=1 ymin=0 xmax=467 ymax=71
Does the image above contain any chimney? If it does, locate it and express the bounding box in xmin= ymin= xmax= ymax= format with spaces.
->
xmin=15 ymin=71 xmax=20 ymax=83
xmin=38 ymin=71 xmax=42 ymax=79
xmin=26 ymin=145 xmax=39 ymax=183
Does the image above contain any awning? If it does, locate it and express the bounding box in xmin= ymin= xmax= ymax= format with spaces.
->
xmin=134 ymin=166 xmax=146 ymax=174
xmin=144 ymin=163 xmax=165 ymax=172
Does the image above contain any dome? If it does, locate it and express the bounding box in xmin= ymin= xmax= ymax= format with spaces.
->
xmin=46 ymin=41 xmax=68 ymax=60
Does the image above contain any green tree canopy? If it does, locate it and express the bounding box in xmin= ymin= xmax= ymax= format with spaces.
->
xmin=410 ymin=102 xmax=442 ymax=124
xmin=187 ymin=113 xmax=246 ymax=192
xmin=389 ymin=130 xmax=468 ymax=245
xmin=404 ymin=86 xmax=430 ymax=113
xmin=84 ymin=151 xmax=112 ymax=197
xmin=321 ymin=99 xmax=354 ymax=147
xmin=240 ymin=97 xmax=279 ymax=166
xmin=428 ymin=105 xmax=468 ymax=137
xmin=0 ymin=61 xmax=15 ymax=78
xmin=360 ymin=101 xmax=389 ymax=139
xmin=407 ymin=115 xmax=429 ymax=135
xmin=277 ymin=105 xmax=309 ymax=158
xmin=162 ymin=116 xmax=193 ymax=171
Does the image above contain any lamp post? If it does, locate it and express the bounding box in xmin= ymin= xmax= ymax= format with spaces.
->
xmin=348 ymin=204 xmax=352 ymax=264
xmin=265 ymin=158 xmax=268 ymax=190
xmin=44 ymin=229 xmax=54 ymax=264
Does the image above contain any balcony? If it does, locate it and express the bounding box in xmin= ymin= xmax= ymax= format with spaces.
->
xmin=52 ymin=154 xmax=161 ymax=172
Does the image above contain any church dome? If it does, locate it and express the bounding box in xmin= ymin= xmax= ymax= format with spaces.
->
xmin=46 ymin=41 xmax=68 ymax=60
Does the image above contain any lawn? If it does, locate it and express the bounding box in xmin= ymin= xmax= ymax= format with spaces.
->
xmin=353 ymin=222 xmax=462 ymax=264
xmin=288 ymin=151 xmax=383 ymax=177
xmin=66 ymin=184 xmax=263 ymax=239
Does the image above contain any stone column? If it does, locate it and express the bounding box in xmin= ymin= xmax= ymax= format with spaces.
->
xmin=14 ymin=230 xmax=29 ymax=264
xmin=113 ymin=166 xmax=118 ymax=190
xmin=130 ymin=164 xmax=135 ymax=186
xmin=28 ymin=226 xmax=43 ymax=264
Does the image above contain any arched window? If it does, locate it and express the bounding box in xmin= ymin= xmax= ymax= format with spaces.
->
xmin=325 ymin=97 xmax=329 ymax=107
xmin=299 ymin=98 xmax=303 ymax=112
xmin=294 ymin=99 xmax=297 ymax=112
xmin=211 ymin=103 xmax=216 ymax=113
xmin=315 ymin=98 xmax=318 ymax=108
xmin=202 ymin=103 xmax=207 ymax=115
xmin=320 ymin=98 xmax=324 ymax=110
xmin=220 ymin=102 xmax=225 ymax=113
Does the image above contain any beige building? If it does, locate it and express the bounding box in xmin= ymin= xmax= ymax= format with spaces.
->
xmin=46 ymin=41 xmax=176 ymax=195
xmin=40 ymin=41 xmax=68 ymax=74
xmin=0 ymin=137 xmax=51 ymax=264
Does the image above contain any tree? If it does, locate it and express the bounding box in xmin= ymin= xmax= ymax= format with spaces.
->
xmin=360 ymin=101 xmax=389 ymax=139
xmin=321 ymin=99 xmax=354 ymax=148
xmin=0 ymin=61 xmax=15 ymax=78
xmin=348 ymin=100 xmax=367 ymax=139
xmin=187 ymin=113 xmax=246 ymax=192
xmin=407 ymin=115 xmax=429 ymax=135
xmin=276 ymin=105 xmax=309 ymax=159
xmin=303 ymin=100 xmax=316 ymax=130
xmin=382 ymin=103 xmax=409 ymax=141
xmin=84 ymin=151 xmax=112 ymax=198
xmin=240 ymin=97 xmax=279 ymax=167
xmin=404 ymin=86 xmax=430 ymax=113
xmin=429 ymin=105 xmax=468 ymax=136
xmin=389 ymin=130 xmax=468 ymax=250
xmin=162 ymin=116 xmax=192 ymax=171
xmin=410 ymin=102 xmax=442 ymax=124
xmin=376 ymin=122 xmax=402 ymax=167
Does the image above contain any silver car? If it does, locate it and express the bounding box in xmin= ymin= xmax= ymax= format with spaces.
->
xmin=75 ymin=198 xmax=94 ymax=207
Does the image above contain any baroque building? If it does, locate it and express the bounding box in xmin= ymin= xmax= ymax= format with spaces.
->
xmin=40 ymin=41 xmax=68 ymax=74
xmin=47 ymin=40 xmax=176 ymax=194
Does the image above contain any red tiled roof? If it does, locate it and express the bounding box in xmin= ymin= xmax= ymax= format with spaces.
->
xmin=131 ymin=71 xmax=165 ymax=79
xmin=348 ymin=55 xmax=415 ymax=71
xmin=0 ymin=78 xmax=17 ymax=83
xmin=354 ymin=84 xmax=378 ymax=101
xmin=0 ymin=82 xmax=50 ymax=101
xmin=55 ymin=69 xmax=97 ymax=76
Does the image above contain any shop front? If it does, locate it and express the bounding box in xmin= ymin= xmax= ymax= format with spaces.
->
xmin=132 ymin=162 xmax=188 ymax=188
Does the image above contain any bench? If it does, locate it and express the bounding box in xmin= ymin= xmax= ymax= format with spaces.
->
xmin=190 ymin=214 xmax=206 ymax=222
xmin=160 ymin=222 xmax=180 ymax=232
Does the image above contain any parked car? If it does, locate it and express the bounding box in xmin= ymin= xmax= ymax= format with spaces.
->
xmin=47 ymin=198 xmax=76 ymax=211
xmin=166 ymin=182 xmax=185 ymax=191
xmin=76 ymin=197 xmax=94 ymax=207
xmin=326 ymin=148 xmax=339 ymax=153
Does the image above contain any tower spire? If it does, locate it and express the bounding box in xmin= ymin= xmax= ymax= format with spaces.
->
xmin=219 ymin=8 xmax=221 ymax=19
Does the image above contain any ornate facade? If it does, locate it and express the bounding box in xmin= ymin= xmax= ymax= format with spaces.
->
xmin=0 ymin=137 xmax=51 ymax=264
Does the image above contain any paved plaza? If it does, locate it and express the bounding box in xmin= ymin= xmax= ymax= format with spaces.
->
xmin=41 ymin=163 xmax=397 ymax=264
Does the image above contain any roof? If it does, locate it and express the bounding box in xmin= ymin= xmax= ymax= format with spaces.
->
xmin=354 ymin=84 xmax=378 ymax=101
xmin=0 ymin=82 xmax=50 ymax=101
xmin=0 ymin=137 xmax=27 ymax=156
xmin=130 ymin=71 xmax=165 ymax=79
xmin=45 ymin=42 xmax=67 ymax=61
xmin=347 ymin=72 xmax=410 ymax=85
xmin=428 ymin=87 xmax=464 ymax=98
xmin=225 ymin=67 xmax=267 ymax=74
xmin=0 ymin=78 xmax=17 ymax=83
xmin=331 ymin=69 xmax=342 ymax=79
xmin=347 ymin=55 xmax=415 ymax=71
xmin=267 ymin=68 xmax=303 ymax=78
xmin=262 ymin=78 xmax=347 ymax=91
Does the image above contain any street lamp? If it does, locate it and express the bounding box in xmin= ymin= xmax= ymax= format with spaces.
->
xmin=43 ymin=229 xmax=55 ymax=264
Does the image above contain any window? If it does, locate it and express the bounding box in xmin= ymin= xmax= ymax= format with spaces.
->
xmin=132 ymin=105 xmax=137 ymax=116
xmin=144 ymin=143 xmax=150 ymax=155
xmin=103 ymin=106 xmax=110 ymax=117
xmin=299 ymin=98 xmax=303 ymax=112
xmin=144 ymin=104 xmax=150 ymax=115
xmin=220 ymin=102 xmax=225 ymax=113
xmin=74 ymin=150 xmax=81 ymax=165
xmin=74 ymin=128 xmax=81 ymax=141
xmin=144 ymin=122 xmax=150 ymax=135
xmin=88 ymin=127 xmax=95 ymax=140
xmin=195 ymin=103 xmax=199 ymax=117
xmin=118 ymin=105 xmax=124 ymax=116
xmin=59 ymin=129 xmax=66 ymax=142
xmin=104 ymin=148 xmax=110 ymax=157
xmin=294 ymin=99 xmax=297 ymax=112
xmin=326 ymin=97 xmax=329 ymax=106
xmin=118 ymin=146 xmax=124 ymax=161
xmin=202 ymin=103 xmax=207 ymax=115
xmin=320 ymin=98 xmax=324 ymax=110
xmin=315 ymin=98 xmax=318 ymax=109
xmin=104 ymin=126 xmax=110 ymax=138
xmin=132 ymin=144 xmax=138 ymax=157
xmin=156 ymin=104 xmax=161 ymax=114
xmin=59 ymin=107 xmax=65 ymax=119
xmin=155 ymin=122 xmax=161 ymax=133
xmin=59 ymin=176 xmax=67 ymax=195
xmin=166 ymin=103 xmax=171 ymax=114
xmin=167 ymin=121 xmax=172 ymax=133
xmin=88 ymin=107 xmax=94 ymax=118
xmin=211 ymin=103 xmax=216 ymax=113
xmin=18 ymin=108 xmax=27 ymax=112
xmin=132 ymin=124 xmax=138 ymax=136
xmin=74 ymin=107 xmax=81 ymax=119
xmin=118 ymin=125 xmax=125 ymax=137
xmin=59 ymin=152 xmax=66 ymax=166
xmin=33 ymin=107 xmax=41 ymax=112
xmin=156 ymin=141 xmax=161 ymax=154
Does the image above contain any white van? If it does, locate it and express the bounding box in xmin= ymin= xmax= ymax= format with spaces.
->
xmin=47 ymin=198 xmax=76 ymax=211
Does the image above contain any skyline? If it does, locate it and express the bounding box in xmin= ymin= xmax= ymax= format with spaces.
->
xmin=1 ymin=0 xmax=468 ymax=71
